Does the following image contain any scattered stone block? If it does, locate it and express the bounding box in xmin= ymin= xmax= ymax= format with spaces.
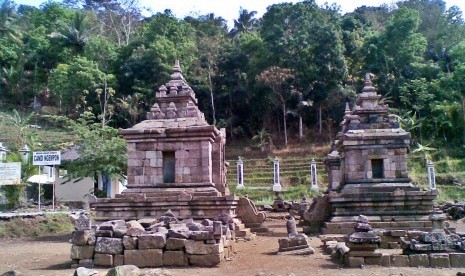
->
xmin=190 ymin=231 xmax=213 ymax=241
xmin=95 ymin=237 xmax=123 ymax=255
xmin=388 ymin=242 xmax=400 ymax=249
xmin=391 ymin=255 xmax=409 ymax=267
xmin=166 ymin=238 xmax=186 ymax=251
xmin=95 ymin=230 xmax=113 ymax=238
xmin=123 ymin=236 xmax=138 ymax=250
xmin=124 ymin=249 xmax=163 ymax=267
xmin=94 ymin=253 xmax=113 ymax=267
xmin=70 ymin=245 xmax=94 ymax=260
xmin=138 ymin=234 xmax=166 ymax=249
xmin=347 ymin=256 xmax=364 ymax=268
xmin=188 ymin=253 xmax=223 ymax=267
xmin=429 ymin=253 xmax=450 ymax=268
xmin=126 ymin=220 xmax=144 ymax=230
xmin=126 ymin=227 xmax=145 ymax=237
xmin=75 ymin=213 xmax=91 ymax=230
xmin=450 ymin=253 xmax=465 ymax=268
xmin=409 ymin=254 xmax=429 ymax=267
xmin=185 ymin=240 xmax=222 ymax=255
xmin=163 ymin=250 xmax=189 ymax=266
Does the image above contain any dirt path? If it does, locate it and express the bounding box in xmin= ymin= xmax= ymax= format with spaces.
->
xmin=1 ymin=218 xmax=464 ymax=276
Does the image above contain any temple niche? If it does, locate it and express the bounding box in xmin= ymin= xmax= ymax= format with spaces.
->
xmin=92 ymin=61 xmax=236 ymax=221
xmin=319 ymin=73 xmax=438 ymax=234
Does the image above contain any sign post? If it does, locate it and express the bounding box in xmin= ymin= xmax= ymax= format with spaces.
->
xmin=33 ymin=151 xmax=61 ymax=211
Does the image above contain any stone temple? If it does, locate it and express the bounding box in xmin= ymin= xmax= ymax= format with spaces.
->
xmin=93 ymin=61 xmax=238 ymax=221
xmin=320 ymin=74 xmax=438 ymax=234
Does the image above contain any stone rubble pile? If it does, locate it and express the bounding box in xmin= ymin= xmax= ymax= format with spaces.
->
xmin=70 ymin=212 xmax=237 ymax=268
xmin=440 ymin=201 xmax=465 ymax=220
xmin=277 ymin=216 xmax=315 ymax=255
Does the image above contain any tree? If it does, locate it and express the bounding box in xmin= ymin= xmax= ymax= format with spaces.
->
xmin=229 ymin=8 xmax=259 ymax=39
xmin=50 ymin=11 xmax=90 ymax=56
xmin=257 ymin=66 xmax=293 ymax=146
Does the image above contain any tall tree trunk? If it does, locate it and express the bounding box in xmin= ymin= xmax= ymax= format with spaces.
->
xmin=318 ymin=105 xmax=322 ymax=134
xmin=298 ymin=115 xmax=303 ymax=140
xmin=207 ymin=68 xmax=216 ymax=125
xmin=283 ymin=103 xmax=288 ymax=146
xmin=462 ymin=97 xmax=465 ymax=147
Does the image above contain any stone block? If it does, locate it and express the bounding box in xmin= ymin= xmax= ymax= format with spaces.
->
xmin=94 ymin=253 xmax=113 ymax=267
xmin=114 ymin=254 xmax=124 ymax=266
xmin=95 ymin=237 xmax=123 ymax=254
xmin=388 ymin=242 xmax=400 ymax=249
xmin=126 ymin=227 xmax=146 ymax=237
xmin=163 ymin=250 xmax=189 ymax=266
xmin=381 ymin=253 xmax=391 ymax=267
xmin=138 ymin=234 xmax=166 ymax=249
xmin=391 ymin=255 xmax=409 ymax=267
xmin=429 ymin=253 xmax=450 ymax=268
xmin=166 ymin=238 xmax=186 ymax=251
xmin=185 ymin=240 xmax=223 ymax=255
xmin=123 ymin=236 xmax=138 ymax=250
xmin=450 ymin=253 xmax=465 ymax=268
xmin=364 ymin=256 xmax=382 ymax=265
xmin=72 ymin=230 xmax=93 ymax=246
xmin=70 ymin=245 xmax=94 ymax=260
xmin=347 ymin=257 xmax=364 ymax=268
xmin=188 ymin=253 xmax=223 ymax=267
xmin=409 ymin=254 xmax=429 ymax=267
xmin=78 ymin=259 xmax=93 ymax=267
xmin=95 ymin=230 xmax=113 ymax=238
xmin=348 ymin=251 xmax=382 ymax=257
xmin=124 ymin=249 xmax=163 ymax=267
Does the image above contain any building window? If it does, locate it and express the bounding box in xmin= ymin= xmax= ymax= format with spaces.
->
xmin=163 ymin=151 xmax=175 ymax=183
xmin=371 ymin=159 xmax=384 ymax=179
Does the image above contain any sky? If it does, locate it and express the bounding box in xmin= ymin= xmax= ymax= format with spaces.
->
xmin=13 ymin=0 xmax=465 ymax=29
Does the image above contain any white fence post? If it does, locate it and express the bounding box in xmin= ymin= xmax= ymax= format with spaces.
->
xmin=236 ymin=156 xmax=244 ymax=189
xmin=273 ymin=157 xmax=282 ymax=192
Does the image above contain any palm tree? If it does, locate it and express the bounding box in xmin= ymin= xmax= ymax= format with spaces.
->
xmin=229 ymin=8 xmax=258 ymax=39
xmin=50 ymin=12 xmax=90 ymax=56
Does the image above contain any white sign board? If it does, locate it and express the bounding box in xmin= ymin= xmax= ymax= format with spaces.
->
xmin=33 ymin=151 xmax=61 ymax=166
xmin=0 ymin=162 xmax=21 ymax=185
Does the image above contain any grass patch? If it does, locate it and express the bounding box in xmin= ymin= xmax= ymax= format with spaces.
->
xmin=437 ymin=186 xmax=465 ymax=203
xmin=0 ymin=213 xmax=74 ymax=239
xmin=231 ymin=184 xmax=322 ymax=205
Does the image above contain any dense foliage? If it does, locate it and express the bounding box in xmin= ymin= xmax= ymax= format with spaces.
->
xmin=1 ymin=0 xmax=465 ymax=154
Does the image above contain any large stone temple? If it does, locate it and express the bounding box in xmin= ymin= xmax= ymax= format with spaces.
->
xmin=93 ymin=61 xmax=238 ymax=221
xmin=321 ymin=74 xmax=438 ymax=234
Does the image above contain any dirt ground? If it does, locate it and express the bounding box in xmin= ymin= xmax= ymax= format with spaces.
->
xmin=1 ymin=217 xmax=464 ymax=276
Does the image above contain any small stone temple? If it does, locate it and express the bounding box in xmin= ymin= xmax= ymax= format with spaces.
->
xmin=92 ymin=61 xmax=238 ymax=221
xmin=320 ymin=73 xmax=438 ymax=234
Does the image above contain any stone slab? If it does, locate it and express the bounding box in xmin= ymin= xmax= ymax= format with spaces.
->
xmin=188 ymin=253 xmax=223 ymax=267
xmin=450 ymin=253 xmax=465 ymax=268
xmin=391 ymin=255 xmax=409 ymax=267
xmin=409 ymin=254 xmax=429 ymax=267
xmin=166 ymin=238 xmax=186 ymax=251
xmin=138 ymin=234 xmax=166 ymax=249
xmin=163 ymin=250 xmax=189 ymax=266
xmin=185 ymin=240 xmax=222 ymax=255
xmin=95 ymin=237 xmax=123 ymax=255
xmin=124 ymin=249 xmax=163 ymax=267
xmin=114 ymin=254 xmax=124 ymax=266
xmin=123 ymin=236 xmax=138 ymax=250
xmin=94 ymin=253 xmax=113 ymax=267
xmin=70 ymin=245 xmax=94 ymax=260
xmin=347 ymin=256 xmax=364 ymax=268
xmin=429 ymin=253 xmax=450 ymax=268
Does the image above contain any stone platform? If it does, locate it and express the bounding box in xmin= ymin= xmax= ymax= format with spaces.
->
xmin=322 ymin=188 xmax=437 ymax=234
xmin=92 ymin=194 xmax=239 ymax=222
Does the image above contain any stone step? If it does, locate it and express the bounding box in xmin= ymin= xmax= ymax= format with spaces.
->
xmin=234 ymin=223 xmax=245 ymax=231
xmin=235 ymin=228 xmax=251 ymax=238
